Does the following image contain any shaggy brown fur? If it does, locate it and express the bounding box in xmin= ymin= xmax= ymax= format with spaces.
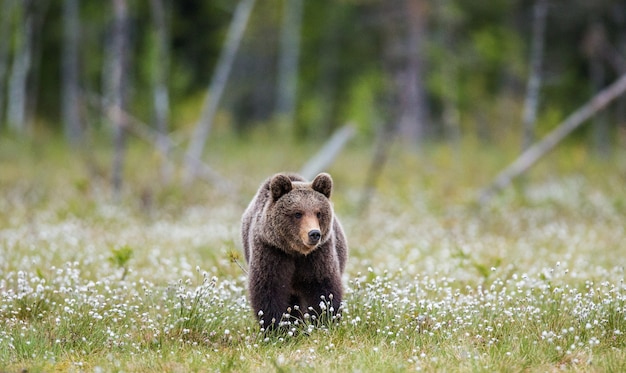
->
xmin=241 ymin=172 xmax=348 ymax=330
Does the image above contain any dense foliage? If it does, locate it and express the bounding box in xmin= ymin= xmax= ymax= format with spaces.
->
xmin=1 ymin=0 xmax=625 ymax=146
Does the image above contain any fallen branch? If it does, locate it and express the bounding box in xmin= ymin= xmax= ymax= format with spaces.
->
xmin=299 ymin=124 xmax=355 ymax=180
xmin=478 ymin=72 xmax=626 ymax=205
xmin=184 ymin=0 xmax=256 ymax=183
xmin=87 ymin=93 xmax=235 ymax=194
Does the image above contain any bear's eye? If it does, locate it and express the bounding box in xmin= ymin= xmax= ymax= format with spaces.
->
xmin=316 ymin=212 xmax=321 ymax=219
xmin=294 ymin=212 xmax=303 ymax=219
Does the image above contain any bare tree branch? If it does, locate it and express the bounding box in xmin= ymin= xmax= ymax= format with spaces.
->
xmin=299 ymin=124 xmax=355 ymax=180
xmin=478 ymin=73 xmax=626 ymax=205
xmin=184 ymin=0 xmax=256 ymax=183
xmin=87 ymin=93 xmax=235 ymax=195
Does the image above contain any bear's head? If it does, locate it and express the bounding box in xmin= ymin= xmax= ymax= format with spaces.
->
xmin=267 ymin=173 xmax=334 ymax=255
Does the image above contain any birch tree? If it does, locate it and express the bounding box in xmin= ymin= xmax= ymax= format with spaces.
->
xmin=62 ymin=0 xmax=82 ymax=145
xmin=275 ymin=0 xmax=303 ymax=135
xmin=382 ymin=0 xmax=430 ymax=147
xmin=0 ymin=0 xmax=16 ymax=130
xmin=400 ymin=0 xmax=429 ymax=145
xmin=435 ymin=0 xmax=461 ymax=145
xmin=110 ymin=0 xmax=130 ymax=199
xmin=521 ymin=0 xmax=548 ymax=151
xmin=6 ymin=0 xmax=34 ymax=133
xmin=150 ymin=0 xmax=172 ymax=182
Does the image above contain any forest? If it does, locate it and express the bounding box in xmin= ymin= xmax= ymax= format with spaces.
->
xmin=1 ymin=1 xmax=625 ymax=156
xmin=1 ymin=0 xmax=626 ymax=372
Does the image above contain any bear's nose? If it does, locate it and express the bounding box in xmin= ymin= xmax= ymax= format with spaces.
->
xmin=308 ymin=229 xmax=321 ymax=243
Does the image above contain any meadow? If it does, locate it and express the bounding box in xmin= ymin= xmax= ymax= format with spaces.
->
xmin=1 ymin=134 xmax=625 ymax=372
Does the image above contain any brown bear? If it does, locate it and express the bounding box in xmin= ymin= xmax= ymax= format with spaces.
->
xmin=241 ymin=172 xmax=348 ymax=330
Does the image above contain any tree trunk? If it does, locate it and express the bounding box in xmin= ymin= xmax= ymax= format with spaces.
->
xmin=582 ymin=23 xmax=615 ymax=158
xmin=590 ymin=51 xmax=610 ymax=157
xmin=0 ymin=0 xmax=17 ymax=130
xmin=62 ymin=0 xmax=82 ymax=145
xmin=521 ymin=0 xmax=548 ymax=151
xmin=615 ymin=3 xmax=626 ymax=143
xmin=149 ymin=0 xmax=172 ymax=183
xmin=359 ymin=119 xmax=399 ymax=216
xmin=110 ymin=0 xmax=129 ymax=200
xmin=184 ymin=0 xmax=256 ymax=184
xmin=23 ymin=1 xmax=49 ymax=134
xmin=275 ymin=0 xmax=303 ymax=136
xmin=397 ymin=0 xmax=429 ymax=146
xmin=478 ymin=73 xmax=626 ymax=205
xmin=382 ymin=0 xmax=430 ymax=147
xmin=436 ymin=0 xmax=461 ymax=145
xmin=6 ymin=0 xmax=34 ymax=133
xmin=313 ymin=5 xmax=341 ymax=136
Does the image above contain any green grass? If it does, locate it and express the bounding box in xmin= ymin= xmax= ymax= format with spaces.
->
xmin=1 ymin=133 xmax=625 ymax=372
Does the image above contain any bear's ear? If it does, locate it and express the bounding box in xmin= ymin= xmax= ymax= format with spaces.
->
xmin=270 ymin=174 xmax=293 ymax=201
xmin=312 ymin=173 xmax=333 ymax=199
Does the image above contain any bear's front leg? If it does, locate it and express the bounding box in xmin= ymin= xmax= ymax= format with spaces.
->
xmin=294 ymin=245 xmax=343 ymax=321
xmin=248 ymin=247 xmax=295 ymax=331
xmin=301 ymin=277 xmax=343 ymax=321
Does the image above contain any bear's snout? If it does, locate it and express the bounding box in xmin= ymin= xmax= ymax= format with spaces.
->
xmin=308 ymin=229 xmax=321 ymax=243
xmin=298 ymin=214 xmax=322 ymax=250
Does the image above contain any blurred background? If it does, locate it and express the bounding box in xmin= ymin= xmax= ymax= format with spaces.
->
xmin=0 ymin=0 xmax=625 ymax=206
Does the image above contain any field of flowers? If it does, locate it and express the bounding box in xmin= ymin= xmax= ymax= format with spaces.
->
xmin=1 ymin=138 xmax=625 ymax=371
